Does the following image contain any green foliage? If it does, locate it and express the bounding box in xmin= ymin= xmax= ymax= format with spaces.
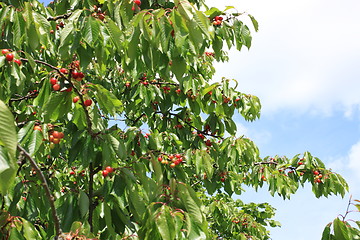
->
xmin=0 ymin=0 xmax=349 ymax=239
xmin=322 ymin=198 xmax=360 ymax=240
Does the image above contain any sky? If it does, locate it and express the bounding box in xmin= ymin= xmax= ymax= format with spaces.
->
xmin=42 ymin=0 xmax=360 ymax=239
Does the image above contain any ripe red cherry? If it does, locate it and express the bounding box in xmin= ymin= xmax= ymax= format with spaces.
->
xmin=313 ymin=170 xmax=320 ymax=175
xmin=14 ymin=59 xmax=22 ymax=66
xmin=1 ymin=49 xmax=9 ymax=55
xmin=77 ymin=72 xmax=84 ymax=79
xmin=134 ymin=0 xmax=141 ymax=6
xmin=84 ymin=99 xmax=92 ymax=106
xmin=73 ymin=96 xmax=80 ymax=103
xmin=53 ymin=84 xmax=61 ymax=91
xmin=53 ymin=138 xmax=60 ymax=144
xmin=65 ymin=87 xmax=72 ymax=92
xmin=158 ymin=156 xmax=163 ymax=162
xmin=58 ymin=132 xmax=64 ymax=139
xmin=50 ymin=78 xmax=57 ymax=85
xmin=34 ymin=126 xmax=42 ymax=131
xmin=52 ymin=131 xmax=60 ymax=138
xmin=72 ymin=71 xmax=79 ymax=79
xmin=102 ymin=170 xmax=109 ymax=177
xmin=6 ymin=53 xmax=14 ymax=61
xmin=60 ymin=68 xmax=68 ymax=74
xmin=105 ymin=166 xmax=114 ymax=173
xmin=70 ymin=171 xmax=75 ymax=175
xmin=298 ymin=162 xmax=303 ymax=165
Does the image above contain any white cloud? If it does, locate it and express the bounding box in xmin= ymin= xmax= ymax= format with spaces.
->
xmin=348 ymin=141 xmax=360 ymax=173
xmin=207 ymin=0 xmax=360 ymax=117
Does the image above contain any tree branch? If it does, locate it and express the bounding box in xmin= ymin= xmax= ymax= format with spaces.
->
xmin=47 ymin=13 xmax=72 ymax=21
xmin=17 ymin=145 xmax=62 ymax=239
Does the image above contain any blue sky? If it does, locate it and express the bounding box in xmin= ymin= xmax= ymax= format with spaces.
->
xmin=42 ymin=0 xmax=360 ymax=239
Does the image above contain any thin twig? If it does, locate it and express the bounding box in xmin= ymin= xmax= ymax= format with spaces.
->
xmin=47 ymin=13 xmax=72 ymax=21
xmin=17 ymin=144 xmax=62 ymax=239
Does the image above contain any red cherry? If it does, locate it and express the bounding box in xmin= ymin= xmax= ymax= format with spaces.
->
xmin=134 ymin=0 xmax=141 ymax=6
xmin=58 ymin=132 xmax=64 ymax=139
xmin=1 ymin=49 xmax=9 ymax=55
xmin=52 ymin=131 xmax=60 ymax=138
xmin=175 ymin=154 xmax=181 ymax=159
xmin=158 ymin=156 xmax=163 ymax=162
xmin=102 ymin=170 xmax=109 ymax=177
xmin=14 ymin=59 xmax=22 ymax=66
xmin=73 ymin=96 xmax=80 ymax=103
xmin=5 ymin=53 xmax=14 ymax=62
xmin=131 ymin=6 xmax=135 ymax=11
xmin=65 ymin=87 xmax=72 ymax=92
xmin=50 ymin=78 xmax=57 ymax=85
xmin=298 ymin=162 xmax=303 ymax=165
xmin=220 ymin=177 xmax=225 ymax=182
xmin=313 ymin=170 xmax=320 ymax=175
xmin=72 ymin=71 xmax=79 ymax=79
xmin=70 ymin=171 xmax=75 ymax=175
xmin=60 ymin=68 xmax=68 ymax=74
xmin=77 ymin=72 xmax=84 ymax=79
xmin=105 ymin=166 xmax=114 ymax=173
xmin=84 ymin=99 xmax=92 ymax=106
xmin=53 ymin=138 xmax=60 ymax=144
xmin=33 ymin=126 xmax=42 ymax=131
xmin=53 ymin=84 xmax=61 ymax=91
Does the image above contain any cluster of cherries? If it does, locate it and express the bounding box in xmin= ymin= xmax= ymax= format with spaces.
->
xmin=212 ymin=16 xmax=223 ymax=26
xmin=102 ymin=166 xmax=115 ymax=177
xmin=158 ymin=154 xmax=183 ymax=168
xmin=2 ymin=49 xmax=22 ymax=66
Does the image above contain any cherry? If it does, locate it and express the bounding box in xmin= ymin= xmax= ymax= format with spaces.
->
xmin=205 ymin=139 xmax=212 ymax=146
xmin=73 ymin=96 xmax=80 ymax=103
xmin=52 ymin=131 xmax=60 ymax=138
xmin=170 ymin=163 xmax=176 ymax=168
xmin=298 ymin=162 xmax=303 ymax=165
xmin=50 ymin=78 xmax=57 ymax=85
xmin=105 ymin=166 xmax=114 ymax=173
xmin=220 ymin=177 xmax=225 ymax=182
xmin=84 ymin=99 xmax=92 ymax=106
xmin=49 ymin=135 xmax=54 ymax=142
xmin=14 ymin=59 xmax=22 ymax=66
xmin=158 ymin=156 xmax=163 ymax=162
xmin=125 ymin=82 xmax=131 ymax=87
xmin=70 ymin=171 xmax=75 ymax=175
xmin=65 ymin=87 xmax=72 ymax=92
xmin=5 ymin=53 xmax=14 ymax=62
xmin=1 ymin=49 xmax=9 ymax=55
xmin=134 ymin=0 xmax=141 ymax=6
xmin=261 ymin=175 xmax=267 ymax=181
xmin=77 ymin=72 xmax=84 ymax=79
xmin=72 ymin=71 xmax=79 ymax=79
xmin=313 ymin=170 xmax=320 ymax=175
xmin=53 ymin=138 xmax=60 ymax=144
xmin=33 ymin=126 xmax=42 ymax=131
xmin=168 ymin=155 xmax=174 ymax=160
xmin=175 ymin=89 xmax=181 ymax=94
xmin=102 ymin=170 xmax=109 ymax=177
xmin=53 ymin=84 xmax=61 ymax=91
xmin=58 ymin=132 xmax=64 ymax=139
xmin=175 ymin=154 xmax=181 ymax=159
xmin=60 ymin=68 xmax=68 ymax=74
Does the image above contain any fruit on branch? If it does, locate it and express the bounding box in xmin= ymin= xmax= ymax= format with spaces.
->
xmin=14 ymin=59 xmax=22 ymax=66
xmin=105 ymin=166 xmax=114 ymax=173
xmin=84 ymin=99 xmax=92 ymax=106
xmin=313 ymin=170 xmax=320 ymax=175
xmin=5 ymin=53 xmax=13 ymax=62
xmin=1 ymin=49 xmax=9 ymax=55
xmin=50 ymin=78 xmax=58 ymax=85
xmin=134 ymin=0 xmax=141 ymax=6
xmin=33 ymin=126 xmax=42 ymax=131
xmin=53 ymin=84 xmax=61 ymax=91
xmin=60 ymin=68 xmax=68 ymax=74
xmin=102 ymin=170 xmax=109 ymax=177
xmin=73 ymin=96 xmax=80 ymax=103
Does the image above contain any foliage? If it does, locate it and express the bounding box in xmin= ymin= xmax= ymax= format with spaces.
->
xmin=0 ymin=0 xmax=349 ymax=239
xmin=322 ymin=197 xmax=360 ymax=240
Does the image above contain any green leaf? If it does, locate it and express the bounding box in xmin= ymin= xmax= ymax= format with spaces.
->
xmin=171 ymin=57 xmax=187 ymax=81
xmin=28 ymin=129 xmax=43 ymax=156
xmin=322 ymin=223 xmax=332 ymax=240
xmin=0 ymin=146 xmax=17 ymax=194
xmin=90 ymin=84 xmax=123 ymax=116
xmin=79 ymin=191 xmax=89 ymax=218
xmin=248 ymin=14 xmax=259 ymax=32
xmin=155 ymin=206 xmax=176 ymax=240
xmin=0 ymin=100 xmax=17 ymax=158
xmin=334 ymin=218 xmax=351 ymax=240
xmin=22 ymin=219 xmax=41 ymax=240
xmin=83 ymin=16 xmax=101 ymax=46
xmin=105 ymin=19 xmax=124 ymax=52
